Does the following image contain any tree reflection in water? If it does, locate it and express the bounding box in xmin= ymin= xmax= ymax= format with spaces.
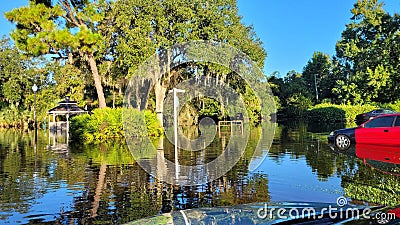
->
xmin=1 ymin=121 xmax=399 ymax=224
xmin=0 ymin=128 xmax=269 ymax=224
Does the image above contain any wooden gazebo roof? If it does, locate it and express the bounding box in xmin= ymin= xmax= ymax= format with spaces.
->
xmin=48 ymin=96 xmax=87 ymax=115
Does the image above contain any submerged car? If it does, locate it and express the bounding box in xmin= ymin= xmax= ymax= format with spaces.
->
xmin=328 ymin=113 xmax=400 ymax=150
xmin=355 ymin=108 xmax=396 ymax=125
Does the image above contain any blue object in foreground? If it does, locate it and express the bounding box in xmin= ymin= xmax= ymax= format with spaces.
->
xmin=125 ymin=202 xmax=400 ymax=225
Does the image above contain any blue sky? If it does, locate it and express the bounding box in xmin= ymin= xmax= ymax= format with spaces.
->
xmin=0 ymin=0 xmax=26 ymax=36
xmin=1 ymin=0 xmax=399 ymax=76
xmin=237 ymin=0 xmax=399 ymax=76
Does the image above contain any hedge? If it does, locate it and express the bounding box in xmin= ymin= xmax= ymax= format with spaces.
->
xmin=307 ymin=103 xmax=380 ymax=124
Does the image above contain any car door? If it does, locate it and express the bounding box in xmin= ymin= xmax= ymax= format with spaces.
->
xmin=355 ymin=115 xmax=396 ymax=145
xmin=378 ymin=115 xmax=400 ymax=145
xmin=389 ymin=116 xmax=400 ymax=145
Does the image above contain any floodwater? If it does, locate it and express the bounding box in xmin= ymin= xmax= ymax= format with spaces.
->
xmin=0 ymin=121 xmax=399 ymax=224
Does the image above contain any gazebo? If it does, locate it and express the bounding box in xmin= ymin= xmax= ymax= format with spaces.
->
xmin=48 ymin=96 xmax=88 ymax=132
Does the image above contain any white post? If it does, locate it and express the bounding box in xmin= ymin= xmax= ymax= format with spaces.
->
xmin=170 ymin=88 xmax=185 ymax=180
xmin=66 ymin=114 xmax=69 ymax=144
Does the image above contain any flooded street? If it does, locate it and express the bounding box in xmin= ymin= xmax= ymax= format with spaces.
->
xmin=0 ymin=122 xmax=398 ymax=224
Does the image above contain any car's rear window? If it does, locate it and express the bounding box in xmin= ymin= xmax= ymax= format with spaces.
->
xmin=364 ymin=116 xmax=395 ymax=128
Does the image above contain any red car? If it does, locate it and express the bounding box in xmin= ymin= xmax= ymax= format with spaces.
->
xmin=328 ymin=113 xmax=400 ymax=150
xmin=356 ymin=113 xmax=400 ymax=145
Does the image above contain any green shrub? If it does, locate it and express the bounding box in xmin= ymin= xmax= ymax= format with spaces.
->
xmin=307 ymin=103 xmax=377 ymax=124
xmin=143 ymin=110 xmax=163 ymax=137
xmin=122 ymin=108 xmax=163 ymax=138
xmin=70 ymin=108 xmax=162 ymax=143
xmin=69 ymin=113 xmax=91 ymax=140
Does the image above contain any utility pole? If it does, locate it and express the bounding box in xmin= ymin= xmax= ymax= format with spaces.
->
xmin=314 ymin=74 xmax=318 ymax=102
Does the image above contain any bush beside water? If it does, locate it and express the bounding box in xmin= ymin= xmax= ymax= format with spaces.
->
xmin=70 ymin=108 xmax=162 ymax=143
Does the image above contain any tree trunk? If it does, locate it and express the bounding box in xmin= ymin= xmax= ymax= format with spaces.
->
xmin=87 ymin=53 xmax=107 ymax=108
xmin=91 ymin=163 xmax=107 ymax=218
xmin=112 ymin=86 xmax=115 ymax=109
xmin=155 ymin=81 xmax=166 ymax=127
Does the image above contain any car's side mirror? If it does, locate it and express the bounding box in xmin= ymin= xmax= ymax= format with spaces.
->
xmin=359 ymin=124 xmax=365 ymax=128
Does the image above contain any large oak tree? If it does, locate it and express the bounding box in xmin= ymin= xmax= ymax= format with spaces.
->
xmin=103 ymin=0 xmax=267 ymax=124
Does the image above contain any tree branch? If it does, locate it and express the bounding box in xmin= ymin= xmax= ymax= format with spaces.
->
xmin=61 ymin=14 xmax=74 ymax=25
xmin=30 ymin=22 xmax=42 ymax=32
xmin=58 ymin=0 xmax=81 ymax=26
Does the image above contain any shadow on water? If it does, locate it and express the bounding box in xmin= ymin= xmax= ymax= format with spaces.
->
xmin=0 ymin=121 xmax=399 ymax=224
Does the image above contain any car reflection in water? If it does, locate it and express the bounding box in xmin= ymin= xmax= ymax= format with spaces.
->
xmin=329 ymin=143 xmax=400 ymax=223
xmin=330 ymin=143 xmax=400 ymax=176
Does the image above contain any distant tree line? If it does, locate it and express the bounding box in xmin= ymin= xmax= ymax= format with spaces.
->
xmin=268 ymin=0 xmax=400 ymax=115
xmin=1 ymin=0 xmax=398 ymax=127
